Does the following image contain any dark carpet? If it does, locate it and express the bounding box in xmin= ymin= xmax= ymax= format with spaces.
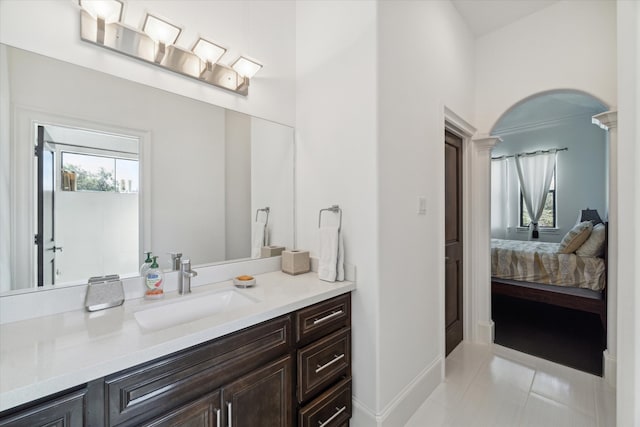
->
xmin=492 ymin=294 xmax=605 ymax=376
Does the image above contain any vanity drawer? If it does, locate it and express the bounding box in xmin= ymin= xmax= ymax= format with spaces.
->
xmin=297 ymin=328 xmax=351 ymax=403
xmin=0 ymin=388 xmax=86 ymax=427
xmin=299 ymin=378 xmax=351 ymax=427
xmin=295 ymin=293 xmax=350 ymax=345
xmin=104 ymin=315 xmax=292 ymax=427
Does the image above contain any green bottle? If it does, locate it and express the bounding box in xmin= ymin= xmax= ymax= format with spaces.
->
xmin=144 ymin=256 xmax=164 ymax=299
xmin=139 ymin=251 xmax=153 ymax=277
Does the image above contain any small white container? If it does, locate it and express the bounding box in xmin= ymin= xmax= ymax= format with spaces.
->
xmin=233 ymin=275 xmax=256 ymax=288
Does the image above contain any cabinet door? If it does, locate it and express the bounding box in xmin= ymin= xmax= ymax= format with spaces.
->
xmin=0 ymin=389 xmax=85 ymax=427
xmin=222 ymin=355 xmax=293 ymax=427
xmin=142 ymin=391 xmax=221 ymax=427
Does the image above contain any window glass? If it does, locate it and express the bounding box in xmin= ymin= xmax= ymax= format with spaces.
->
xmin=61 ymin=152 xmax=138 ymax=193
xmin=520 ymin=171 xmax=556 ymax=228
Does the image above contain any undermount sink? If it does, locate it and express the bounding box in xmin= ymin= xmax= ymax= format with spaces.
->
xmin=134 ymin=289 xmax=258 ymax=330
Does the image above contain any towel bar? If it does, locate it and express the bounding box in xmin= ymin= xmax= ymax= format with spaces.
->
xmin=318 ymin=205 xmax=342 ymax=231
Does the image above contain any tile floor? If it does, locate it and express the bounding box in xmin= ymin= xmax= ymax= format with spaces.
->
xmin=405 ymin=342 xmax=616 ymax=427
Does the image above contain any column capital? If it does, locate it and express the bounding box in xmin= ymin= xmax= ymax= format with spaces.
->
xmin=472 ymin=135 xmax=502 ymax=152
xmin=592 ymin=110 xmax=618 ymax=130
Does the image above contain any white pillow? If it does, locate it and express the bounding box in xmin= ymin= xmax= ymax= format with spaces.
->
xmin=576 ymin=223 xmax=606 ymax=257
xmin=558 ymin=221 xmax=593 ymax=254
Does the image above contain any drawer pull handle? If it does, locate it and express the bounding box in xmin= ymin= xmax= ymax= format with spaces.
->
xmin=313 ymin=310 xmax=344 ymax=325
xmin=216 ymin=408 xmax=221 ymax=427
xmin=227 ymin=402 xmax=232 ymax=427
xmin=318 ymin=406 xmax=347 ymax=427
xmin=316 ymin=353 xmax=345 ymax=373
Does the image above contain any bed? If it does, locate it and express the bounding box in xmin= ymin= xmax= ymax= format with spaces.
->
xmin=491 ymin=223 xmax=608 ymax=328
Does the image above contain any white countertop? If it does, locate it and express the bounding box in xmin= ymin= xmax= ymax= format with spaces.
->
xmin=0 ymin=271 xmax=355 ymax=412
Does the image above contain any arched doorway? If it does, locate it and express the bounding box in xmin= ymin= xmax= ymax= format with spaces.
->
xmin=489 ymin=90 xmax=609 ymax=375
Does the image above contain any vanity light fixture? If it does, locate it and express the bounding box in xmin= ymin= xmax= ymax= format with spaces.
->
xmin=231 ymin=56 xmax=263 ymax=79
xmin=78 ymin=0 xmax=123 ymax=44
xmin=192 ymin=38 xmax=227 ymax=67
xmin=78 ymin=1 xmax=261 ymax=96
xmin=142 ymin=14 xmax=181 ymax=63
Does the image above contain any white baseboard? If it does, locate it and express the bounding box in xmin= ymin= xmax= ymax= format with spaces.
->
xmin=603 ymin=350 xmax=616 ymax=388
xmin=477 ymin=320 xmax=495 ymax=344
xmin=351 ymin=398 xmax=377 ymax=427
xmin=351 ymin=357 xmax=443 ymax=427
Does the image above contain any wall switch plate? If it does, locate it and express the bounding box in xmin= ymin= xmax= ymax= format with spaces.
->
xmin=417 ymin=196 xmax=427 ymax=215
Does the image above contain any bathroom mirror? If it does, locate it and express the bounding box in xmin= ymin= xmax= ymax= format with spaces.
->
xmin=0 ymin=43 xmax=295 ymax=294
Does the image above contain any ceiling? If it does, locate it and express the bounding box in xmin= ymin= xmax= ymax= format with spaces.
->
xmin=492 ymin=91 xmax=608 ymax=134
xmin=451 ymin=0 xmax=560 ymax=37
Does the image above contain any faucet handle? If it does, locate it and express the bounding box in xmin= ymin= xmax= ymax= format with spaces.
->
xmin=181 ymin=259 xmax=198 ymax=277
xmin=169 ymin=252 xmax=183 ymax=271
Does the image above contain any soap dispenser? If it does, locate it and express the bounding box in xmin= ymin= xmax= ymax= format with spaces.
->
xmin=144 ymin=256 xmax=164 ymax=299
xmin=140 ymin=251 xmax=153 ymax=277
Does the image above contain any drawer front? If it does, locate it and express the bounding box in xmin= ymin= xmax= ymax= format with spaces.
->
xmin=295 ymin=294 xmax=350 ymax=345
xmin=0 ymin=389 xmax=86 ymax=427
xmin=299 ymin=378 xmax=351 ymax=427
xmin=105 ymin=315 xmax=291 ymax=426
xmin=298 ymin=328 xmax=350 ymax=403
xmin=141 ymin=391 xmax=221 ymax=427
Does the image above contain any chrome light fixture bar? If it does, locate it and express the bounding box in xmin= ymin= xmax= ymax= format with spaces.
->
xmin=78 ymin=2 xmax=261 ymax=96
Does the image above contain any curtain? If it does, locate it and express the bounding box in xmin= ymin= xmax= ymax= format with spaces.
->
xmin=515 ymin=150 xmax=557 ymax=239
xmin=491 ymin=158 xmax=512 ymax=239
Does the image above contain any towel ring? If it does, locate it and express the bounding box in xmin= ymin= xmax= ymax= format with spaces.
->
xmin=318 ymin=205 xmax=342 ymax=231
xmin=255 ymin=207 xmax=270 ymax=225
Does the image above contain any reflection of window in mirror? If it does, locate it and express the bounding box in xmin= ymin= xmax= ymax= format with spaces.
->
xmin=61 ymin=152 xmax=139 ymax=193
xmin=33 ymin=124 xmax=141 ymax=288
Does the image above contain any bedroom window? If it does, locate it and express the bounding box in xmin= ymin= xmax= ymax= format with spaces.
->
xmin=520 ymin=170 xmax=556 ymax=228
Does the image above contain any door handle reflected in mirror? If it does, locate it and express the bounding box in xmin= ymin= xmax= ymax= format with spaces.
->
xmin=47 ymin=246 xmax=63 ymax=253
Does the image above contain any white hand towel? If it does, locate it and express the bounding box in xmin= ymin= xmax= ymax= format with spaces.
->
xmin=318 ymin=226 xmax=344 ymax=282
xmin=251 ymin=220 xmax=266 ymax=259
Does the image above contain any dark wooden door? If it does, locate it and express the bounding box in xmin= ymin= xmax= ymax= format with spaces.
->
xmin=445 ymin=130 xmax=463 ymax=356
xmin=36 ymin=125 xmax=57 ymax=287
xmin=222 ymin=355 xmax=293 ymax=427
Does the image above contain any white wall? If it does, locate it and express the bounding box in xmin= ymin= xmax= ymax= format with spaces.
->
xmin=251 ymin=118 xmax=295 ymax=251
xmin=377 ymin=0 xmax=475 ymax=422
xmin=225 ymin=111 xmax=252 ymax=260
xmin=475 ymin=0 xmax=617 ymax=133
xmin=0 ymin=0 xmax=295 ymax=126
xmin=295 ymin=1 xmax=379 ymax=422
xmin=56 ymin=192 xmax=138 ymax=283
xmin=491 ymin=116 xmax=608 ymax=242
xmin=615 ymin=1 xmax=640 ymax=425
xmin=0 ymin=45 xmax=11 ymax=292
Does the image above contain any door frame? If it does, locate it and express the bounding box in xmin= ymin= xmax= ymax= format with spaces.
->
xmin=10 ymin=105 xmax=151 ymax=290
xmin=442 ymin=106 xmax=476 ymax=362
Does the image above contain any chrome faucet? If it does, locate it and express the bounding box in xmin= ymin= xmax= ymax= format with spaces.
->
xmin=179 ymin=259 xmax=198 ymax=295
xmin=169 ymin=252 xmax=183 ymax=271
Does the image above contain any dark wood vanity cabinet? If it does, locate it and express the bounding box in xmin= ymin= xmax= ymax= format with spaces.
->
xmin=0 ymin=293 xmax=352 ymax=427
xmin=295 ymin=293 xmax=352 ymax=427
xmin=0 ymin=388 xmax=87 ymax=427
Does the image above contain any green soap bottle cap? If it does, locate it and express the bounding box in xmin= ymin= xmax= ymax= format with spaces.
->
xmin=144 ymin=252 xmax=153 ymax=263
xmin=151 ymin=256 xmax=159 ymax=269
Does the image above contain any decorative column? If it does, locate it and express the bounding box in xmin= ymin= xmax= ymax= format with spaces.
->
xmin=470 ymin=135 xmax=501 ymax=344
xmin=592 ymin=110 xmax=617 ymax=387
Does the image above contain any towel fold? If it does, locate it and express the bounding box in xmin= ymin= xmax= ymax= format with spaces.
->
xmin=318 ymin=225 xmax=344 ymax=282
xmin=252 ymin=220 xmax=266 ymax=259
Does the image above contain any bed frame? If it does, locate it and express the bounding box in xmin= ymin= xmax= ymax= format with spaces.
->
xmin=491 ymin=223 xmax=608 ymax=329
